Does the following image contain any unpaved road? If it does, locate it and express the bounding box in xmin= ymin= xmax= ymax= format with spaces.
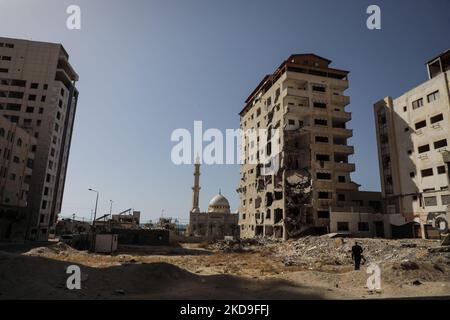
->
xmin=0 ymin=238 xmax=449 ymax=299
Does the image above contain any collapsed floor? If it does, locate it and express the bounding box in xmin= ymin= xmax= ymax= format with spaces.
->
xmin=0 ymin=236 xmax=449 ymax=299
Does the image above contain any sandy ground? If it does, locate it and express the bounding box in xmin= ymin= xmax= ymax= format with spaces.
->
xmin=0 ymin=238 xmax=449 ymax=300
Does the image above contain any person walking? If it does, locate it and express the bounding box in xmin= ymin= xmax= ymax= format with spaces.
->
xmin=351 ymin=241 xmax=364 ymax=270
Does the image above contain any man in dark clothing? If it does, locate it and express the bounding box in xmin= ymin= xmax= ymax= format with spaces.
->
xmin=351 ymin=242 xmax=364 ymax=270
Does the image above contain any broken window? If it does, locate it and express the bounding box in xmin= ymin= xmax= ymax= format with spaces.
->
xmin=318 ymin=192 xmax=330 ymax=199
xmin=314 ymin=119 xmax=327 ymax=126
xmin=315 ymin=136 xmax=329 ymax=143
xmin=274 ymin=209 xmax=283 ymax=223
xmin=313 ymin=102 xmax=327 ymax=109
xmin=358 ymin=222 xmax=369 ymax=231
xmin=317 ymin=172 xmax=331 ymax=180
xmin=337 ymin=222 xmax=349 ymax=231
xmin=316 ymin=154 xmax=330 ymax=161
xmin=317 ymin=210 xmax=329 ymax=219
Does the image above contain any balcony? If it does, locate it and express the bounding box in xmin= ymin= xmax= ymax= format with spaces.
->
xmin=331 ymin=95 xmax=350 ymax=106
xmin=332 ymin=110 xmax=351 ymax=122
xmin=334 ymin=162 xmax=355 ymax=172
xmin=331 ymin=127 xmax=353 ymax=138
xmin=314 ymin=180 xmax=334 ymax=190
xmin=336 ymin=181 xmax=359 ymax=191
xmin=333 ymin=144 xmax=354 ymax=154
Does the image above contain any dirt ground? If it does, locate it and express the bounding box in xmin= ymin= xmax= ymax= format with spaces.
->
xmin=0 ymin=236 xmax=449 ymax=299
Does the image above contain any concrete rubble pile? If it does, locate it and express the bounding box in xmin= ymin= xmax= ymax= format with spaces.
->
xmin=273 ymin=236 xmax=450 ymax=268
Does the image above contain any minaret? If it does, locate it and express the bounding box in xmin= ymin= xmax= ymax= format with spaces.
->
xmin=191 ymin=155 xmax=201 ymax=213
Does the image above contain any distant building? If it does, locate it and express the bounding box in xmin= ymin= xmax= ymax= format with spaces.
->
xmin=374 ymin=49 xmax=450 ymax=239
xmin=94 ymin=210 xmax=141 ymax=231
xmin=0 ymin=117 xmax=35 ymax=240
xmin=55 ymin=218 xmax=91 ymax=235
xmin=0 ymin=37 xmax=80 ymax=241
xmin=188 ymin=158 xmax=239 ymax=240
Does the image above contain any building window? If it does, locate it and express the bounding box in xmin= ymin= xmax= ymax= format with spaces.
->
xmin=403 ymin=106 xmax=407 ymax=112
xmin=314 ymin=119 xmax=328 ymax=126
xmin=28 ymin=94 xmax=37 ymax=101
xmin=317 ymin=211 xmax=329 ymax=219
xmin=358 ymin=222 xmax=369 ymax=231
xmin=43 ymin=84 xmax=48 ymax=90
xmin=430 ymin=113 xmax=443 ymax=124
xmin=313 ymin=102 xmax=327 ymax=109
xmin=337 ymin=194 xmax=346 ymax=201
xmin=424 ymin=196 xmax=437 ymax=207
xmin=418 ymin=144 xmax=430 ymax=153
xmin=442 ymin=195 xmax=450 ymax=205
xmin=317 ymin=172 xmax=331 ymax=180
xmin=30 ymin=83 xmax=39 ymax=89
xmin=434 ymin=139 xmax=447 ymax=149
xmin=26 ymin=106 xmax=34 ymax=113
xmin=421 ymin=168 xmax=433 ymax=177
xmin=316 ymin=154 xmax=330 ymax=161
xmin=318 ymin=192 xmax=330 ymax=199
xmin=412 ymin=98 xmax=424 ymax=110
xmin=415 ymin=120 xmax=426 ymax=130
xmin=337 ymin=222 xmax=349 ymax=231
xmin=315 ymin=136 xmax=329 ymax=143
xmin=410 ymin=172 xmax=415 ymax=178
xmin=427 ymin=90 xmax=439 ymax=103
xmin=338 ymin=176 xmax=346 ymax=183
xmin=437 ymin=165 xmax=446 ymax=174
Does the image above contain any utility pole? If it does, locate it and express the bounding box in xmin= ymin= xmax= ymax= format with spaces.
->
xmin=109 ymin=200 xmax=114 ymax=218
xmin=88 ymin=188 xmax=99 ymax=251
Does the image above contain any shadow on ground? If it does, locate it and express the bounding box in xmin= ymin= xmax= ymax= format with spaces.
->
xmin=0 ymin=251 xmax=324 ymax=299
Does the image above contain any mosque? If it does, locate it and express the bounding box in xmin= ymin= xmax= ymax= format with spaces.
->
xmin=188 ymin=158 xmax=239 ymax=240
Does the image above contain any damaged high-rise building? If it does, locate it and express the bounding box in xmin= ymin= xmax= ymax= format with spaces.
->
xmin=238 ymin=54 xmax=384 ymax=240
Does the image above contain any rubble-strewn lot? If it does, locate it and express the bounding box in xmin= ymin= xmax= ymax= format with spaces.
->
xmin=0 ymin=237 xmax=449 ymax=299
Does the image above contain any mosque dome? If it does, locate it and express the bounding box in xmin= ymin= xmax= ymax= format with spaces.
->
xmin=208 ymin=193 xmax=230 ymax=213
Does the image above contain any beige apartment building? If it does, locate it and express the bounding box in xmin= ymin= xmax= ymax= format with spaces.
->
xmin=0 ymin=116 xmax=35 ymax=240
xmin=0 ymin=37 xmax=79 ymax=240
xmin=374 ymin=49 xmax=450 ymax=239
xmin=238 ymin=54 xmax=383 ymax=240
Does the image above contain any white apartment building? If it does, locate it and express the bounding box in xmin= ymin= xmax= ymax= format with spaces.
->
xmin=374 ymin=49 xmax=450 ymax=239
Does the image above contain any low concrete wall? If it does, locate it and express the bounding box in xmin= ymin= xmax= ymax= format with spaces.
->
xmin=112 ymin=229 xmax=169 ymax=246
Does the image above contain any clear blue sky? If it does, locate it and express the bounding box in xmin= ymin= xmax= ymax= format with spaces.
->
xmin=1 ymin=0 xmax=449 ymax=223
